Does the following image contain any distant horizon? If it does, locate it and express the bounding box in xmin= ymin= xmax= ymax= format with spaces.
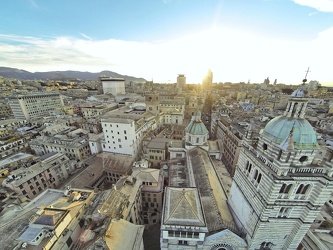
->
xmin=1 ymin=1 xmax=332 ymax=86
xmin=0 ymin=65 xmax=333 ymax=87
xmin=1 ymin=65 xmax=332 ymax=87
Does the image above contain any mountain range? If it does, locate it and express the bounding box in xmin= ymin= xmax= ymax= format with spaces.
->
xmin=0 ymin=67 xmax=146 ymax=82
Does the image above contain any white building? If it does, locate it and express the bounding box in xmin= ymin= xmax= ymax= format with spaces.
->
xmin=99 ymin=77 xmax=125 ymax=96
xmin=101 ymin=106 xmax=157 ymax=157
xmin=8 ymin=92 xmax=64 ymax=120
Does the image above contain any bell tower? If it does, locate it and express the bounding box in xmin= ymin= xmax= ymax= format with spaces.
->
xmin=228 ymin=72 xmax=333 ymax=249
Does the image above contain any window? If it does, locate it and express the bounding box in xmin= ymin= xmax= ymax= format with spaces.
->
xmin=253 ymin=169 xmax=258 ymax=180
xmin=118 ymin=138 xmax=121 ymax=142
xmin=296 ymin=184 xmax=310 ymax=194
xmin=66 ymin=237 xmax=73 ymax=247
xmin=178 ymin=240 xmax=188 ymax=245
xmin=279 ymin=184 xmax=292 ymax=194
xmin=299 ymin=156 xmax=308 ymax=163
xmin=260 ymin=241 xmax=273 ymax=249
xmin=278 ymin=207 xmax=291 ymax=218
xmin=124 ymin=130 xmax=126 ymax=134
xmin=263 ymin=143 xmax=268 ymax=150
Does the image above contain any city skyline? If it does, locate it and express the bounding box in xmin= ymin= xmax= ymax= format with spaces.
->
xmin=0 ymin=0 xmax=333 ymax=85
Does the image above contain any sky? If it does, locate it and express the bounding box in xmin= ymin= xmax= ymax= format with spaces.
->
xmin=0 ymin=0 xmax=333 ymax=85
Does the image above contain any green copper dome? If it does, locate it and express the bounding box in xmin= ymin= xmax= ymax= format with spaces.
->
xmin=261 ymin=116 xmax=318 ymax=150
xmin=185 ymin=121 xmax=209 ymax=135
xmin=185 ymin=111 xmax=209 ymax=135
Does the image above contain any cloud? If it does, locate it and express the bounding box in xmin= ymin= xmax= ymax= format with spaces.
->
xmin=292 ymin=0 xmax=333 ymax=12
xmin=79 ymin=33 xmax=93 ymax=40
xmin=0 ymin=27 xmax=332 ymax=84
xmin=308 ymin=11 xmax=318 ymax=16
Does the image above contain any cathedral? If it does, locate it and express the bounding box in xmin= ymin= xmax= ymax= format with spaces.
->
xmin=161 ymin=87 xmax=333 ymax=249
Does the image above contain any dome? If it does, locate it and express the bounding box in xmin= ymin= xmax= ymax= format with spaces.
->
xmin=261 ymin=116 xmax=318 ymax=150
xmin=185 ymin=120 xmax=209 ymax=135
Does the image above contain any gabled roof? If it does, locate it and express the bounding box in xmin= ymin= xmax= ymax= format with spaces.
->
xmin=99 ymin=189 xmax=128 ymax=219
xmin=105 ymin=219 xmax=144 ymax=250
xmin=33 ymin=209 xmax=66 ymax=226
xmin=132 ymin=167 xmax=160 ymax=183
xmin=163 ymin=187 xmax=206 ymax=227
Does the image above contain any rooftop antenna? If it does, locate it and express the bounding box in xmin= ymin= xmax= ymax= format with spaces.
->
xmin=303 ymin=67 xmax=310 ymax=84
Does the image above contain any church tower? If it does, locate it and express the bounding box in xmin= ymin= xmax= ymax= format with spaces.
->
xmin=145 ymin=93 xmax=160 ymax=116
xmin=228 ymin=83 xmax=333 ymax=249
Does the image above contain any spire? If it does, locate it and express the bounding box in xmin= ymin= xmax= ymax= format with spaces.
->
xmin=279 ymin=126 xmax=295 ymax=151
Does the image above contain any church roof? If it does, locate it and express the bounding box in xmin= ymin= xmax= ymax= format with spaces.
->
xmin=185 ymin=111 xmax=209 ymax=135
xmin=261 ymin=116 xmax=318 ymax=150
xmin=163 ymin=187 xmax=206 ymax=227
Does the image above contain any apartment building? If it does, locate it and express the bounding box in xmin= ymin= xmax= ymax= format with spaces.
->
xmin=30 ymin=132 xmax=90 ymax=161
xmin=2 ymin=152 xmax=72 ymax=199
xmin=100 ymin=175 xmax=143 ymax=225
xmin=0 ymin=100 xmax=13 ymax=118
xmin=215 ymin=117 xmax=243 ymax=176
xmin=8 ymin=92 xmax=64 ymax=120
xmin=0 ymin=135 xmax=29 ymax=160
xmin=15 ymin=188 xmax=94 ymax=249
xmin=132 ymin=167 xmax=164 ymax=227
xmin=101 ymin=105 xmax=157 ymax=157
xmin=81 ymin=103 xmax=118 ymax=118
xmin=143 ymin=137 xmax=172 ymax=168
xmin=80 ymin=118 xmax=102 ymax=134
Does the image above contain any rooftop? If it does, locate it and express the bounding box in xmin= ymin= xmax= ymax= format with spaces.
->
xmin=188 ymin=148 xmax=236 ymax=233
xmin=163 ymin=187 xmax=207 ymax=228
xmin=104 ymin=219 xmax=144 ymax=250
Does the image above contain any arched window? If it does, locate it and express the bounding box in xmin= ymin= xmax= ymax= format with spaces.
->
xmin=257 ymin=173 xmax=262 ymax=184
xmin=253 ymin=169 xmax=258 ymax=180
xmin=296 ymin=184 xmax=310 ymax=194
xmin=210 ymin=243 xmax=234 ymax=250
xmin=296 ymin=184 xmax=304 ymax=194
xmin=245 ymin=161 xmax=250 ymax=171
xmin=248 ymin=163 xmax=252 ymax=173
xmin=260 ymin=241 xmax=273 ymax=249
xmin=279 ymin=183 xmax=292 ymax=194
xmin=277 ymin=149 xmax=282 ymax=160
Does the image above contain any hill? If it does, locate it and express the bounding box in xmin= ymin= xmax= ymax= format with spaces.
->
xmin=0 ymin=67 xmax=146 ymax=82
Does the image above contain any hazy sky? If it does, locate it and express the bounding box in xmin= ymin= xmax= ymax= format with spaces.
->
xmin=0 ymin=0 xmax=332 ymax=85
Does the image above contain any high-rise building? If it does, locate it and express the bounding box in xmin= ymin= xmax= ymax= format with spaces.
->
xmin=8 ymin=92 xmax=64 ymax=120
xmin=99 ymin=77 xmax=125 ymax=96
xmin=202 ymin=69 xmax=213 ymax=89
xmin=177 ymin=74 xmax=186 ymax=88
xmin=228 ymin=88 xmax=333 ymax=249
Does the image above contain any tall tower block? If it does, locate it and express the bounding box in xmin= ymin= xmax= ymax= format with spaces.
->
xmin=177 ymin=74 xmax=186 ymax=88
xmin=99 ymin=77 xmax=125 ymax=96
xmin=145 ymin=93 xmax=160 ymax=116
xmin=202 ymin=69 xmax=213 ymax=90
